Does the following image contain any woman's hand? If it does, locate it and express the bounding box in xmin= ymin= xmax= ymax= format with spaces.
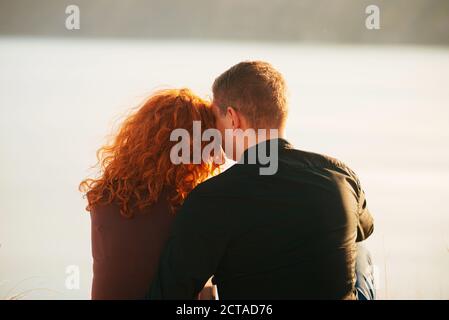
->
xmin=197 ymin=277 xmax=217 ymax=300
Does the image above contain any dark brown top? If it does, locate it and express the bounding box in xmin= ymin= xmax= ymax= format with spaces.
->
xmin=90 ymin=195 xmax=175 ymax=300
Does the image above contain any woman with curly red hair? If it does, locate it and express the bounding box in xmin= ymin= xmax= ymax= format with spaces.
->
xmin=79 ymin=88 xmax=221 ymax=299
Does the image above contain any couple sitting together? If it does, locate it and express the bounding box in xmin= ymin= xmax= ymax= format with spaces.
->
xmin=80 ymin=61 xmax=375 ymax=300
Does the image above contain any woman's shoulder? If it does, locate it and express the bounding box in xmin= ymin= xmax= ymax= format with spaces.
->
xmin=89 ymin=193 xmax=174 ymax=227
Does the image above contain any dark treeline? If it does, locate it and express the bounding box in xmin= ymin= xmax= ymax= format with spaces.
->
xmin=0 ymin=0 xmax=448 ymax=45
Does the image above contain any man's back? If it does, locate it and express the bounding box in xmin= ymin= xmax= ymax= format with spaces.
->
xmin=150 ymin=139 xmax=374 ymax=299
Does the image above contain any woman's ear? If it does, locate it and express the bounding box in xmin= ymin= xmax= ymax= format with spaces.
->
xmin=226 ymin=106 xmax=241 ymax=130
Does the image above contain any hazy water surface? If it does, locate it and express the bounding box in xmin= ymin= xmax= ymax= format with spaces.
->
xmin=0 ymin=38 xmax=448 ymax=299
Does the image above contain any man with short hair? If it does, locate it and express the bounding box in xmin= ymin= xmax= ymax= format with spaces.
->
xmin=149 ymin=61 xmax=375 ymax=299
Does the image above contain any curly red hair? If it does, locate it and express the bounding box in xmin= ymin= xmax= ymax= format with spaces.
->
xmin=79 ymin=88 xmax=220 ymax=217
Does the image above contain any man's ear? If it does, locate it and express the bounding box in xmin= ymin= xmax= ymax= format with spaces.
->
xmin=226 ymin=107 xmax=241 ymax=130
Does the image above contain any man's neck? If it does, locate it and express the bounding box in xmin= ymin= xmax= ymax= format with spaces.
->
xmin=236 ymin=128 xmax=285 ymax=162
xmin=246 ymin=130 xmax=283 ymax=149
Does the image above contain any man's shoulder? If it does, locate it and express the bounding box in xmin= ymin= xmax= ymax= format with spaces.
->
xmin=287 ymin=148 xmax=355 ymax=173
xmin=175 ymin=166 xmax=243 ymax=223
xmin=190 ymin=164 xmax=243 ymax=197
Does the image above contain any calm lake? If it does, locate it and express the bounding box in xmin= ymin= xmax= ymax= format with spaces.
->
xmin=0 ymin=38 xmax=448 ymax=299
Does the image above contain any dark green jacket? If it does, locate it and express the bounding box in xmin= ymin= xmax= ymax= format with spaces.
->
xmin=149 ymin=139 xmax=374 ymax=299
